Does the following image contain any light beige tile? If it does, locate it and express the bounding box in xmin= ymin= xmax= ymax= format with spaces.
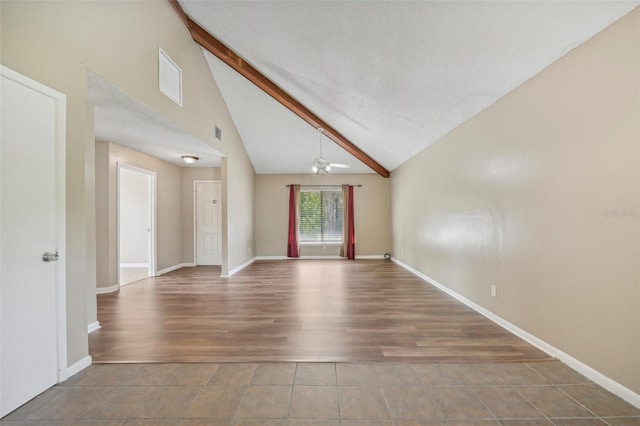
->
xmin=121 ymin=364 xmax=178 ymax=386
xmin=28 ymin=387 xmax=116 ymax=420
xmin=287 ymin=421 xmax=339 ymax=426
xmin=137 ymin=386 xmax=200 ymax=418
xmin=2 ymin=386 xmax=70 ymax=421
xmin=234 ymin=420 xmax=287 ymax=426
xmin=184 ymin=386 xmax=245 ymax=419
xmin=164 ymin=364 xmax=219 ymax=385
xmin=178 ymin=420 xmax=230 ymax=426
xmin=550 ymin=420 xmax=608 ymax=426
xmin=251 ymin=363 xmax=296 ymax=385
xmin=600 ymin=418 xmax=640 ymax=426
xmin=338 ymin=387 xmax=390 ymax=421
xmin=235 ymin=386 xmax=291 ymax=419
xmin=382 ymin=386 xmax=442 ymax=420
xmin=288 ymin=386 xmax=338 ymax=419
xmin=208 ymin=364 xmax=257 ymax=386
xmin=374 ymin=364 xmax=421 ymax=386
xmin=430 ymin=387 xmax=494 ymax=420
xmin=488 ymin=363 xmax=550 ymax=385
xmin=179 ymin=421 xmax=230 ymax=426
xmin=392 ymin=420 xmax=446 ymax=425
xmin=124 ymin=420 xmax=178 ymax=426
xmin=515 ymin=385 xmax=595 ymax=418
xmin=80 ymin=386 xmax=157 ymax=419
xmin=498 ymin=421 xmax=554 ymax=426
xmin=294 ymin=364 xmax=336 ymax=386
xmin=559 ymin=384 xmax=640 ymax=417
xmin=74 ymin=365 xmax=136 ymax=387
xmin=473 ymin=386 xmax=544 ymax=418
xmin=340 ymin=421 xmax=394 ymax=426
xmin=412 ymin=363 xmax=468 ymax=385
xmin=336 ymin=364 xmax=378 ymax=387
xmin=457 ymin=364 xmax=510 ymax=386
xmin=526 ymin=362 xmax=590 ymax=385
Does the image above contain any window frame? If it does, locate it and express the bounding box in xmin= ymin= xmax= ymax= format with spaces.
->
xmin=298 ymin=186 xmax=343 ymax=245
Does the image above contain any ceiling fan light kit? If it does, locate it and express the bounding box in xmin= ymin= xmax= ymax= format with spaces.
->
xmin=311 ymin=128 xmax=350 ymax=174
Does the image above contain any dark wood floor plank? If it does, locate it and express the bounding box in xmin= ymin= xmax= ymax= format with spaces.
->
xmin=90 ymin=260 xmax=551 ymax=363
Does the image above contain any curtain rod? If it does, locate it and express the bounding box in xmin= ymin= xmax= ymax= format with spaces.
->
xmin=285 ymin=184 xmax=363 ymax=188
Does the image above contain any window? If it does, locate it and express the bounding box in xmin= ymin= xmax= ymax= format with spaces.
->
xmin=299 ymin=188 xmax=343 ymax=243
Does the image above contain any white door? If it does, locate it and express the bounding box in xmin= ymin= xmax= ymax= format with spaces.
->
xmin=195 ymin=181 xmax=221 ymax=265
xmin=0 ymin=67 xmax=66 ymax=416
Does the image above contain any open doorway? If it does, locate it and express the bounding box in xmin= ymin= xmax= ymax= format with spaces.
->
xmin=118 ymin=163 xmax=156 ymax=286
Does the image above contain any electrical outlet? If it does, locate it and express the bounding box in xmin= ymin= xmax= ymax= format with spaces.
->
xmin=490 ymin=284 xmax=497 ymax=298
xmin=400 ymin=248 xmax=404 ymax=255
xmin=248 ymin=247 xmax=251 ymax=255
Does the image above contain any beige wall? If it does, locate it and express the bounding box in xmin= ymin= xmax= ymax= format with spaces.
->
xmin=256 ymin=174 xmax=392 ymax=257
xmin=222 ymin=139 xmax=257 ymax=275
xmin=1 ymin=1 xmax=255 ymax=366
xmin=391 ymin=9 xmax=640 ymax=393
xmin=181 ymin=167 xmax=222 ymax=264
xmin=96 ymin=141 xmax=224 ymax=287
xmin=95 ymin=142 xmax=182 ymax=287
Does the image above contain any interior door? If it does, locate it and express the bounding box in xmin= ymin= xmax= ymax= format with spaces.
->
xmin=0 ymin=67 xmax=65 ymax=416
xmin=196 ymin=181 xmax=221 ymax=265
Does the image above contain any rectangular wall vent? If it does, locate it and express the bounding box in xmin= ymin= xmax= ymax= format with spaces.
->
xmin=158 ymin=48 xmax=182 ymax=107
xmin=215 ymin=126 xmax=222 ymax=141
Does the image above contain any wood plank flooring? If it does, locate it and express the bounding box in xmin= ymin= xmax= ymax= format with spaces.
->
xmin=90 ymin=260 xmax=551 ymax=363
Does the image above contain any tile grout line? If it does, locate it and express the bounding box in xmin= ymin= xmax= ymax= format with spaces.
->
xmin=553 ymin=383 xmax=605 ymax=423
xmin=512 ymin=383 xmax=557 ymax=425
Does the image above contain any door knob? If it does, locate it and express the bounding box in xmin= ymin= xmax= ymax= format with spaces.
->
xmin=42 ymin=251 xmax=59 ymax=262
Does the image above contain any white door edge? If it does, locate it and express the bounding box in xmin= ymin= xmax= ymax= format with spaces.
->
xmin=0 ymin=66 xmax=68 ymax=389
xmin=116 ymin=162 xmax=157 ymax=286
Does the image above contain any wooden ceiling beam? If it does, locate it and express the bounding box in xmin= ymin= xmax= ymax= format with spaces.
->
xmin=169 ymin=0 xmax=390 ymax=178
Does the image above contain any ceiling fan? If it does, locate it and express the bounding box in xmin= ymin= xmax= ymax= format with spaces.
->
xmin=312 ymin=128 xmax=350 ymax=174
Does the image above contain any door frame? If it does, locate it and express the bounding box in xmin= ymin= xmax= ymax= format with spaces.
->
xmin=0 ymin=65 xmax=67 ymax=392
xmin=116 ymin=162 xmax=157 ymax=286
xmin=192 ymin=180 xmax=221 ymax=265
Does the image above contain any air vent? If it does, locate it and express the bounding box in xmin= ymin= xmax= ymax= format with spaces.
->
xmin=215 ymin=126 xmax=222 ymax=141
xmin=158 ymin=48 xmax=182 ymax=107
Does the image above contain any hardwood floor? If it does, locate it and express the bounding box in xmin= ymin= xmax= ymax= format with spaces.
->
xmin=90 ymin=260 xmax=550 ymax=363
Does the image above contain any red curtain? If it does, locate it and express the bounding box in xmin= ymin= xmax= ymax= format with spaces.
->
xmin=346 ymin=185 xmax=355 ymax=259
xmin=287 ymin=185 xmax=300 ymax=258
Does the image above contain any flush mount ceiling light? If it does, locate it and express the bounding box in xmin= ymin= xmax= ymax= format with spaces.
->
xmin=181 ymin=155 xmax=200 ymax=164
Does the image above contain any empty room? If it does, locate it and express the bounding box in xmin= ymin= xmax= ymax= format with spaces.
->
xmin=1 ymin=1 xmax=640 ymax=424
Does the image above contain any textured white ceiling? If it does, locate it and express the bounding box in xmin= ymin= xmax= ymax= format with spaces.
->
xmin=87 ymin=71 xmax=223 ymax=168
xmin=183 ymin=1 xmax=638 ymax=174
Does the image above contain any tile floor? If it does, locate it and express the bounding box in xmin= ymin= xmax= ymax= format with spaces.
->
xmin=2 ymin=361 xmax=639 ymax=425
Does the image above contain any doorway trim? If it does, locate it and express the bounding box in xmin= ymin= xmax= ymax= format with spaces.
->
xmin=192 ymin=180 xmax=221 ymax=266
xmin=116 ymin=162 xmax=157 ymax=287
xmin=0 ymin=66 xmax=68 ymax=389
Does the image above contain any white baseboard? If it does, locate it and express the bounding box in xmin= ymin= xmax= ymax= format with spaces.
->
xmin=391 ymin=257 xmax=640 ymax=409
xmin=62 ymin=355 xmax=91 ymax=382
xmin=120 ymin=263 xmax=148 ymax=268
xmin=223 ymin=257 xmax=256 ymax=277
xmin=96 ymin=284 xmax=118 ymax=294
xmin=87 ymin=321 xmax=101 ymax=333
xmin=156 ymin=263 xmax=193 ymax=276
xmin=256 ymin=255 xmax=381 ymax=260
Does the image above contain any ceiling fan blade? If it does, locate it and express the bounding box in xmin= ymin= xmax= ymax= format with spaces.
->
xmin=329 ymin=163 xmax=351 ymax=169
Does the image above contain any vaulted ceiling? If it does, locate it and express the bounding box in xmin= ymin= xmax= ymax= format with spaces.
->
xmin=180 ymin=1 xmax=638 ymax=175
